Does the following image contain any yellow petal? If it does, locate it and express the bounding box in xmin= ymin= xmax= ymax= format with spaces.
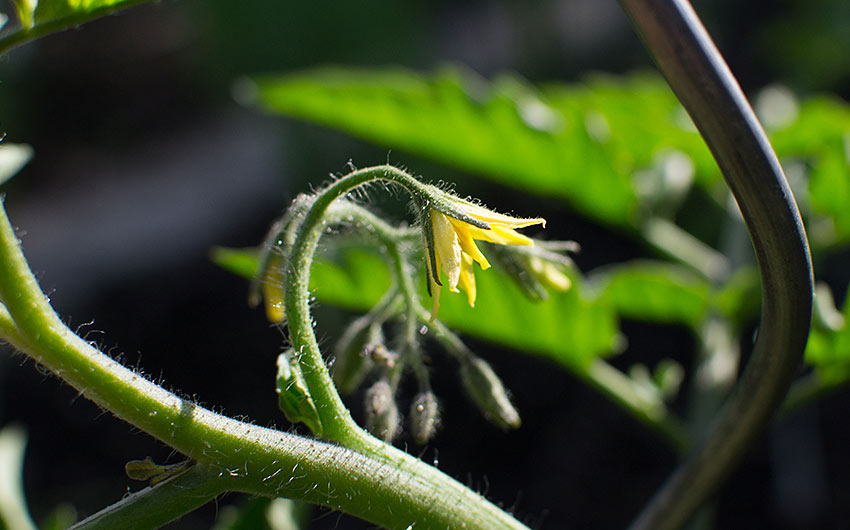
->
xmin=455 ymin=200 xmax=546 ymax=228
xmin=463 ymin=223 xmax=536 ymax=246
xmin=430 ymin=211 xmax=462 ymax=288
xmin=448 ymin=218 xmax=491 ymax=269
xmin=457 ymin=253 xmax=477 ymax=306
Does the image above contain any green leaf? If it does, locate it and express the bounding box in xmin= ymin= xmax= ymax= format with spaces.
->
xmin=709 ymin=266 xmax=761 ymax=326
xmin=245 ymin=67 xmax=717 ymax=229
xmin=590 ymin=261 xmax=711 ymax=328
xmin=436 ymin=266 xmax=618 ymax=368
xmin=214 ymin=246 xmax=617 ymax=369
xmin=768 ymin=95 xmax=850 ymax=246
xmin=10 ymin=0 xmax=37 ymax=29
xmin=1 ymin=0 xmax=151 ymax=55
xmin=805 ymin=282 xmax=850 ymax=381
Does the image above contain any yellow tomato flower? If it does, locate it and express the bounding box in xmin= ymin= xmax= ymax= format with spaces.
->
xmin=426 ymin=200 xmax=545 ymax=321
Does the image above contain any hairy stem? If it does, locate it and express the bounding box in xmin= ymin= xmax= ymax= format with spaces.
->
xmin=69 ymin=464 xmax=225 ymax=530
xmin=282 ymin=165 xmax=427 ymax=444
xmin=617 ymin=1 xmax=814 ymax=529
xmin=0 ymin=187 xmax=529 ymax=529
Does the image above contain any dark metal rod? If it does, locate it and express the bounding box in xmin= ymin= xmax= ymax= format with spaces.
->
xmin=615 ymin=1 xmax=814 ymax=529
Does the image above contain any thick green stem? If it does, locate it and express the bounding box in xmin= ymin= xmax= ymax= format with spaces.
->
xmin=69 ymin=464 xmax=225 ymax=530
xmin=617 ymin=2 xmax=814 ymax=529
xmin=0 ymin=187 xmax=529 ymax=529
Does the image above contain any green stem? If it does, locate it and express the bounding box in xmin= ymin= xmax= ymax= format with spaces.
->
xmin=618 ymin=2 xmax=814 ymax=529
xmin=386 ymin=241 xmax=430 ymax=390
xmin=282 ymin=165 xmax=427 ymax=444
xmin=642 ymin=217 xmax=730 ymax=281
xmin=584 ymin=359 xmax=688 ymax=450
xmin=781 ymin=371 xmax=849 ymax=414
xmin=0 ymin=187 xmax=529 ymax=529
xmin=69 ymin=464 xmax=225 ymax=530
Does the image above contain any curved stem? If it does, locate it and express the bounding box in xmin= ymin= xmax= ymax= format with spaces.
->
xmin=0 ymin=197 xmax=532 ymax=530
xmin=282 ymin=165 xmax=426 ymax=443
xmin=616 ymin=2 xmax=814 ymax=529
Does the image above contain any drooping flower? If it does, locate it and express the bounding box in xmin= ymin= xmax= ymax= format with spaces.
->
xmin=424 ymin=198 xmax=545 ymax=320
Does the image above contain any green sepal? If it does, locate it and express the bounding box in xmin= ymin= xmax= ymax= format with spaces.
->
xmin=276 ymin=350 xmax=323 ymax=436
xmin=413 ymin=195 xmax=442 ymax=288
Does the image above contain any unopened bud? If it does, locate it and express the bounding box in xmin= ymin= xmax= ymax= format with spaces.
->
xmin=460 ymin=357 xmax=521 ymax=429
xmin=409 ymin=391 xmax=440 ymax=444
xmin=364 ymin=380 xmax=399 ymax=442
xmin=366 ymin=343 xmax=399 ymax=368
xmin=276 ymin=350 xmax=323 ymax=436
xmin=262 ymin=253 xmax=287 ymax=323
xmin=486 ymin=244 xmax=548 ymax=302
xmin=528 ymin=255 xmax=572 ymax=292
xmin=331 ymin=317 xmax=374 ymax=394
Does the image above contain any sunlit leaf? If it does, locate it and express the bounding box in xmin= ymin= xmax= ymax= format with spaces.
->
xmin=1 ymin=0 xmax=151 ymax=54
xmin=805 ymin=282 xmax=850 ymax=381
xmin=590 ymin=261 xmax=711 ymax=328
xmin=244 ymin=67 xmax=718 ymax=229
xmin=214 ymin=246 xmax=618 ymax=369
xmin=769 ymin=96 xmax=850 ymax=246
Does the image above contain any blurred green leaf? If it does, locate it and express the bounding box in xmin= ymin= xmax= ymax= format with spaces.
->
xmin=1 ymin=0 xmax=151 ymax=55
xmin=245 ymin=67 xmax=717 ymax=229
xmin=769 ymin=96 xmax=850 ymax=246
xmin=32 ymin=0 xmax=141 ymax=24
xmin=212 ymin=497 xmax=271 ymax=530
xmin=805 ymin=282 xmax=850 ymax=382
xmin=590 ymin=261 xmax=711 ymax=328
xmin=214 ymin=245 xmax=617 ymax=369
xmin=709 ymin=266 xmax=761 ymax=326
xmin=213 ymin=496 xmax=310 ymax=530
xmin=37 ymin=504 xmax=76 ymax=530
xmin=10 ymin=0 xmax=36 ymax=29
xmin=437 ymin=263 xmax=619 ymax=369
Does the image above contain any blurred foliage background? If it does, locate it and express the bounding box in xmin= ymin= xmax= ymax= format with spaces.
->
xmin=1 ymin=0 xmax=850 ymax=529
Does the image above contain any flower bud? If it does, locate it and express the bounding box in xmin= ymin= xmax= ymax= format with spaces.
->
xmin=331 ymin=317 xmax=375 ymax=394
xmin=276 ymin=350 xmax=323 ymax=436
xmin=409 ymin=391 xmax=440 ymax=444
xmin=364 ymin=380 xmax=399 ymax=442
xmin=261 ymin=253 xmax=286 ymax=323
xmin=460 ymin=357 xmax=521 ymax=429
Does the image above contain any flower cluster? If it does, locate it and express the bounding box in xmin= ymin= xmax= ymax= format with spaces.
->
xmin=423 ymin=195 xmax=546 ymax=320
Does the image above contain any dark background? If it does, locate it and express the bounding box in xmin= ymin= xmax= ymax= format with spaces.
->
xmin=1 ymin=0 xmax=849 ymax=528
